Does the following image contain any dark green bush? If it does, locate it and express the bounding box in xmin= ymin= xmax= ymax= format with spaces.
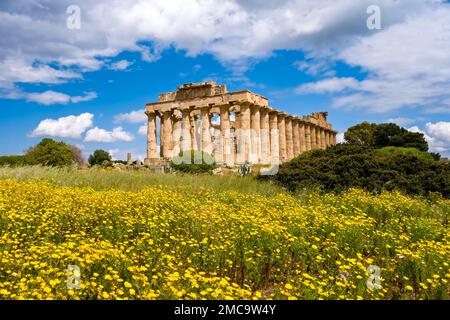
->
xmin=170 ymin=150 xmax=216 ymax=174
xmin=88 ymin=150 xmax=112 ymax=166
xmin=0 ymin=155 xmax=28 ymax=167
xmin=270 ymin=144 xmax=450 ymax=198
xmin=375 ymin=147 xmax=435 ymax=161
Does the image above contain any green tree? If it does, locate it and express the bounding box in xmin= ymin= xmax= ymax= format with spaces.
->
xmin=25 ymin=138 xmax=76 ymax=167
xmin=88 ymin=150 xmax=112 ymax=166
xmin=374 ymin=123 xmax=428 ymax=151
xmin=344 ymin=122 xmax=377 ymax=146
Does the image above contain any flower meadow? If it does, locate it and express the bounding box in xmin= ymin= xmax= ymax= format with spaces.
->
xmin=0 ymin=178 xmax=449 ymax=300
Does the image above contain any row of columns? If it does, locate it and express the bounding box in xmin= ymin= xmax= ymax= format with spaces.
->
xmin=145 ymin=103 xmax=337 ymax=165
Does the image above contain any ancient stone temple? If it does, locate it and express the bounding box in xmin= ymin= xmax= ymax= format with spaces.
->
xmin=144 ymin=82 xmax=337 ymax=166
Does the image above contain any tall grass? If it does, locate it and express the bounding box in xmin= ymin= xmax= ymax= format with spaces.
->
xmin=0 ymin=166 xmax=284 ymax=195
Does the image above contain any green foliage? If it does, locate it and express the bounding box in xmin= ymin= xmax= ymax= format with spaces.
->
xmin=373 ymin=123 xmax=429 ymax=151
xmin=344 ymin=121 xmax=377 ymax=146
xmin=271 ymin=144 xmax=450 ymax=198
xmin=88 ymin=150 xmax=112 ymax=166
xmin=170 ymin=150 xmax=216 ymax=174
xmin=25 ymin=138 xmax=76 ymax=167
xmin=376 ymin=147 xmax=435 ymax=161
xmin=344 ymin=122 xmax=429 ymax=152
xmin=0 ymin=155 xmax=28 ymax=167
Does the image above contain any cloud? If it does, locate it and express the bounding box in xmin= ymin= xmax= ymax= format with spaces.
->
xmin=31 ymin=113 xmax=94 ymax=139
xmin=24 ymin=90 xmax=97 ymax=105
xmin=2 ymin=0 xmax=450 ymax=115
xmin=295 ymin=77 xmax=360 ymax=94
xmin=138 ymin=125 xmax=147 ymax=135
xmin=84 ymin=126 xmax=134 ymax=142
xmin=114 ymin=109 xmax=147 ymax=123
xmin=108 ymin=59 xmax=134 ymax=71
xmin=336 ymin=132 xmax=346 ymax=144
xmin=296 ymin=3 xmax=450 ymax=116
xmin=408 ymin=122 xmax=450 ymax=154
xmin=386 ymin=117 xmax=417 ymax=127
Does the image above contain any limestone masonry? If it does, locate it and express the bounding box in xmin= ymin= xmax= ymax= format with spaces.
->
xmin=144 ymin=82 xmax=337 ymax=166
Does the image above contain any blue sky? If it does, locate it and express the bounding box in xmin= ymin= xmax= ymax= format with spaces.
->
xmin=1 ymin=0 xmax=450 ymax=160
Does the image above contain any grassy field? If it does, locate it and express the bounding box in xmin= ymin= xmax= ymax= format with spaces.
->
xmin=0 ymin=166 xmax=282 ymax=195
xmin=0 ymin=166 xmax=449 ymax=300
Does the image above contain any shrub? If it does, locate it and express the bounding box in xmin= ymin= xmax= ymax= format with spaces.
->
xmin=0 ymin=155 xmax=28 ymax=167
xmin=170 ymin=150 xmax=216 ymax=174
xmin=25 ymin=138 xmax=77 ymax=167
xmin=375 ymin=146 xmax=435 ymax=161
xmin=270 ymin=144 xmax=450 ymax=198
xmin=88 ymin=150 xmax=112 ymax=166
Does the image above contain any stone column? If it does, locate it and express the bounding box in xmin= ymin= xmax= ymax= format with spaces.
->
xmin=277 ymin=113 xmax=287 ymax=163
xmin=233 ymin=112 xmax=240 ymax=165
xmin=250 ymin=105 xmax=261 ymax=164
xmin=200 ymin=107 xmax=213 ymax=155
xmin=145 ymin=111 xmax=158 ymax=165
xmin=325 ymin=130 xmax=330 ymax=148
xmin=260 ymin=108 xmax=270 ymax=164
xmin=299 ymin=121 xmax=306 ymax=153
xmin=220 ymin=105 xmax=233 ymax=166
xmin=161 ymin=111 xmax=173 ymax=159
xmin=320 ymin=127 xmax=326 ymax=149
xmin=310 ymin=123 xmax=317 ymax=150
xmin=332 ymin=132 xmax=337 ymax=145
xmin=181 ymin=110 xmax=192 ymax=153
xmin=127 ymin=152 xmax=132 ymax=166
xmin=285 ymin=116 xmax=294 ymax=161
xmin=292 ymin=119 xmax=300 ymax=157
xmin=316 ymin=126 xmax=322 ymax=149
xmin=269 ymin=111 xmax=280 ymax=164
xmin=190 ymin=113 xmax=199 ymax=152
xmin=172 ymin=113 xmax=181 ymax=157
xmin=238 ymin=103 xmax=251 ymax=164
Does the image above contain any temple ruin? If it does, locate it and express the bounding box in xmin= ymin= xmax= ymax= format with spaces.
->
xmin=144 ymin=82 xmax=337 ymax=166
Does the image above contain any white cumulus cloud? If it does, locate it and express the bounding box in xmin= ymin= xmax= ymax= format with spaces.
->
xmin=408 ymin=122 xmax=450 ymax=154
xmin=24 ymin=90 xmax=97 ymax=105
xmin=84 ymin=126 xmax=135 ymax=142
xmin=114 ymin=109 xmax=147 ymax=123
xmin=31 ymin=113 xmax=94 ymax=139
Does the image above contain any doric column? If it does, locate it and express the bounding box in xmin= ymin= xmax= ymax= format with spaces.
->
xmin=144 ymin=111 xmax=158 ymax=165
xmin=320 ymin=127 xmax=326 ymax=149
xmin=234 ymin=112 xmax=240 ymax=165
xmin=310 ymin=124 xmax=317 ymax=149
xmin=325 ymin=130 xmax=330 ymax=148
xmin=250 ymin=105 xmax=261 ymax=164
xmin=332 ymin=132 xmax=337 ymax=145
xmin=161 ymin=111 xmax=173 ymax=159
xmin=200 ymin=107 xmax=213 ymax=154
xmin=172 ymin=113 xmax=181 ymax=157
xmin=299 ymin=121 xmax=306 ymax=153
xmin=181 ymin=110 xmax=192 ymax=153
xmin=285 ymin=116 xmax=294 ymax=161
xmin=238 ymin=103 xmax=251 ymax=164
xmin=269 ymin=111 xmax=280 ymax=164
xmin=220 ymin=105 xmax=233 ymax=166
xmin=316 ymin=126 xmax=321 ymax=149
xmin=260 ymin=108 xmax=270 ymax=164
xmin=190 ymin=113 xmax=199 ymax=152
xmin=292 ymin=118 xmax=300 ymax=157
xmin=277 ymin=113 xmax=287 ymax=163
xmin=305 ymin=123 xmax=312 ymax=151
